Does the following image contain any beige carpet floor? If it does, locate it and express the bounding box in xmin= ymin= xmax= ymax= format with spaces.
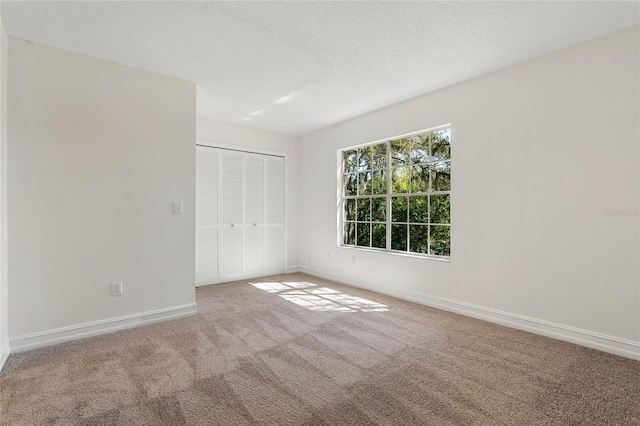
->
xmin=1 ymin=273 xmax=639 ymax=425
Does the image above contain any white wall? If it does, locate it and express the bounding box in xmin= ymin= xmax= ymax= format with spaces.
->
xmin=299 ymin=27 xmax=640 ymax=359
xmin=197 ymin=116 xmax=300 ymax=271
xmin=0 ymin=22 xmax=8 ymax=369
xmin=7 ymin=38 xmax=197 ymax=350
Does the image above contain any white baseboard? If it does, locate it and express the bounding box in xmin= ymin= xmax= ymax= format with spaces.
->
xmin=10 ymin=303 xmax=197 ymax=353
xmin=286 ymin=264 xmax=301 ymax=274
xmin=0 ymin=339 xmax=9 ymax=372
xmin=298 ymin=265 xmax=640 ymax=361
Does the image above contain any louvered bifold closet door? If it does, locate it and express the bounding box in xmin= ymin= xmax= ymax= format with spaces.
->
xmin=265 ymin=156 xmax=286 ymax=275
xmin=196 ymin=146 xmax=220 ymax=286
xmin=243 ymin=154 xmax=265 ymax=278
xmin=220 ymin=150 xmax=244 ymax=282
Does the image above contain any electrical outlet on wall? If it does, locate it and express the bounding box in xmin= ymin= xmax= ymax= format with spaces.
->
xmin=351 ymin=255 xmax=356 ymax=264
xmin=111 ymin=282 xmax=123 ymax=297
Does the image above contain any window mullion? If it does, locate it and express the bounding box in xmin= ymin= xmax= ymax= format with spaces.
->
xmin=427 ymin=134 xmax=431 ymax=255
xmin=386 ymin=140 xmax=391 ymax=251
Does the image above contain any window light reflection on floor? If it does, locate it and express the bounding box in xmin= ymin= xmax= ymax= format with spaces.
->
xmin=251 ymin=282 xmax=388 ymax=313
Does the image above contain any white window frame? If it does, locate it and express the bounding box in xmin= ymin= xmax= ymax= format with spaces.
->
xmin=337 ymin=124 xmax=451 ymax=261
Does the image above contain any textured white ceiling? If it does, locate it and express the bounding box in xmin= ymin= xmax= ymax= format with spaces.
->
xmin=2 ymin=1 xmax=638 ymax=136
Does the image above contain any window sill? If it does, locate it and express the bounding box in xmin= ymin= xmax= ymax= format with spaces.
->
xmin=338 ymin=245 xmax=451 ymax=262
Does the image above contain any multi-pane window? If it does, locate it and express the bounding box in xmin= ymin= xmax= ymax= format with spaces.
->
xmin=341 ymin=127 xmax=451 ymax=258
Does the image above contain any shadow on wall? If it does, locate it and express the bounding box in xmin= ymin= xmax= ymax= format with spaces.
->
xmin=251 ymin=281 xmax=388 ymax=313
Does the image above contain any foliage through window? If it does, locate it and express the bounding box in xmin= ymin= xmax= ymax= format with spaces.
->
xmin=341 ymin=127 xmax=451 ymax=257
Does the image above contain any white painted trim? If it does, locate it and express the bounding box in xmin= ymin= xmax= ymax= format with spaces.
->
xmin=286 ymin=264 xmax=301 ymax=274
xmin=299 ymin=265 xmax=640 ymax=361
xmin=9 ymin=303 xmax=197 ymax=353
xmin=337 ymin=245 xmax=451 ymax=262
xmin=196 ymin=139 xmax=286 ymax=160
xmin=0 ymin=339 xmax=9 ymax=372
xmin=342 ymin=123 xmax=452 ymax=151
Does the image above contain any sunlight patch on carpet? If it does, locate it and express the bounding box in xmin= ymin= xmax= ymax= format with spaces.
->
xmin=251 ymin=282 xmax=388 ymax=313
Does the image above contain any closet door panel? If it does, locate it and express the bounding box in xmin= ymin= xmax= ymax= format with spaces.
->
xmin=265 ymin=225 xmax=285 ymax=274
xmin=196 ymin=228 xmax=218 ymax=286
xmin=244 ymin=225 xmax=265 ymax=277
xmin=266 ymin=157 xmax=285 ymax=224
xmin=220 ymin=150 xmax=243 ymax=282
xmin=220 ymin=151 xmax=243 ymax=226
xmin=220 ymin=226 xmax=243 ymax=281
xmin=265 ymin=156 xmax=285 ymax=274
xmin=196 ymin=147 xmax=219 ymax=226
xmin=244 ymin=154 xmax=265 ymax=226
xmin=195 ymin=146 xmax=219 ymax=286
